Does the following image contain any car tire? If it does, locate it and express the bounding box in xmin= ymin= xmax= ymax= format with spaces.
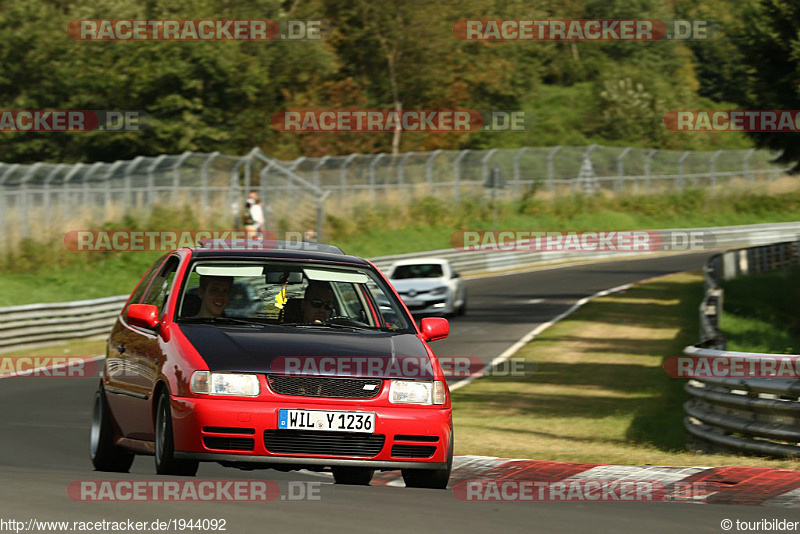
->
xmin=155 ymin=391 xmax=199 ymax=476
xmin=401 ymin=435 xmax=453 ymax=489
xmin=331 ymin=466 xmax=374 ymax=485
xmin=456 ymin=296 xmax=467 ymax=316
xmin=90 ymin=384 xmax=134 ymax=472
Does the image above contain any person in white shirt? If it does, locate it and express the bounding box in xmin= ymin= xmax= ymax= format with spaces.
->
xmin=248 ymin=191 xmax=266 ymax=237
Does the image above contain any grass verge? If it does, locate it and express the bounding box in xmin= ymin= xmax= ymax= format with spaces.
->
xmin=453 ymin=270 xmax=800 ymax=468
xmin=720 ymin=267 xmax=800 ymax=353
xmin=3 ymin=185 xmax=800 ymax=306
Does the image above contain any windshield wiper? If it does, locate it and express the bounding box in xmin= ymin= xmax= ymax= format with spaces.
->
xmin=281 ymin=320 xmax=373 ymax=331
xmin=180 ymin=317 xmax=264 ymax=328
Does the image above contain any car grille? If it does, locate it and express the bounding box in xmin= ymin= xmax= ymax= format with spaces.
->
xmin=267 ymin=375 xmax=382 ymax=399
xmin=264 ymin=430 xmax=385 ymax=457
xmin=203 ymin=437 xmax=255 ymax=451
xmin=391 ymin=445 xmax=437 ymax=458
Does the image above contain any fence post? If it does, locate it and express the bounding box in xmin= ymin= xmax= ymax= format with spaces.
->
xmin=313 ymin=156 xmax=331 ymax=188
xmin=677 ymin=151 xmax=690 ymax=191
xmin=710 ymin=150 xmax=722 ymax=189
xmin=742 ymin=148 xmax=755 ymax=183
xmin=481 ymin=149 xmax=498 ymax=187
xmin=425 ymin=149 xmax=442 ymax=194
xmin=287 ymin=157 xmax=305 ymax=211
xmin=581 ymin=144 xmax=598 ymax=194
xmin=43 ymin=164 xmax=64 ymax=234
xmin=513 ymin=147 xmax=530 ymax=194
xmin=546 ymin=146 xmax=561 ymax=194
xmin=83 ymin=162 xmax=104 ymax=222
xmin=103 ymin=161 xmax=124 ymax=219
xmin=62 ymin=163 xmax=83 ymax=222
xmin=616 ymin=147 xmax=631 ymax=193
xmin=20 ymin=163 xmax=41 ymax=238
xmin=644 ymin=149 xmax=656 ymax=194
xmin=123 ymin=156 xmax=144 ymax=208
xmin=368 ymin=153 xmax=386 ymax=207
xmin=172 ymin=151 xmax=193 ymax=205
xmin=316 ymin=191 xmax=330 ymax=242
xmin=254 ymin=154 xmax=276 ymax=230
xmin=0 ymin=165 xmax=12 ymax=253
xmin=453 ymin=149 xmax=470 ymax=204
xmin=146 ymin=155 xmax=166 ymax=208
xmin=200 ymin=152 xmax=219 ymax=218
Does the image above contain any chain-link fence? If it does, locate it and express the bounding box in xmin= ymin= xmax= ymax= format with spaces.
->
xmin=281 ymin=145 xmax=787 ymax=202
xmin=0 ymin=149 xmax=327 ymax=253
xmin=0 ymin=145 xmax=789 ymax=254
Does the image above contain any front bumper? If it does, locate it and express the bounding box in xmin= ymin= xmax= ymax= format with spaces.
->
xmin=401 ymin=295 xmax=453 ymax=315
xmin=170 ymin=395 xmax=452 ymax=469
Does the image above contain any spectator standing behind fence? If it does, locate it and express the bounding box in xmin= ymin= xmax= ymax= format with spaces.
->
xmin=248 ymin=191 xmax=265 ymax=236
xmin=242 ymin=201 xmax=256 ymax=235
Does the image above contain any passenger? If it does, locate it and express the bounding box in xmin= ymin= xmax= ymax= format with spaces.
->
xmin=196 ymin=275 xmax=233 ymax=318
xmin=302 ymin=281 xmax=336 ymax=323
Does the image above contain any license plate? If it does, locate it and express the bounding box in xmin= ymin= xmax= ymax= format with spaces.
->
xmin=405 ymin=299 xmax=422 ymax=307
xmin=278 ymin=409 xmax=375 ymax=433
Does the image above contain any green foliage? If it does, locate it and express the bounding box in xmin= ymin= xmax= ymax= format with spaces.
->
xmin=0 ymin=0 xmax=765 ymax=161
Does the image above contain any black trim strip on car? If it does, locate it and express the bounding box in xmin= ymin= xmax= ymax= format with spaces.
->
xmin=174 ymin=452 xmax=447 ymax=470
xmin=394 ymin=435 xmax=440 ymax=443
xmin=105 ymin=386 xmax=148 ymax=400
xmin=202 ymin=427 xmax=256 ymax=435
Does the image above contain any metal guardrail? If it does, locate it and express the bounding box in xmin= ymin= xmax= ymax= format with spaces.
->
xmin=3 ymin=221 xmax=800 ymax=352
xmin=684 ymin=239 xmax=800 ymax=457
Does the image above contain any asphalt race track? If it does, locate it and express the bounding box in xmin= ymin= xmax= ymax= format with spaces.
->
xmin=2 ymin=252 xmax=799 ymax=533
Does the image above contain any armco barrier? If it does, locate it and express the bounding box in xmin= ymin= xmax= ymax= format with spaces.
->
xmin=684 ymin=239 xmax=800 ymax=457
xmin=1 ymin=221 xmax=799 ymax=351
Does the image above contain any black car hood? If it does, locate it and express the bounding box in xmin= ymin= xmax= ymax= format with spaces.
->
xmin=178 ymin=325 xmax=434 ymax=379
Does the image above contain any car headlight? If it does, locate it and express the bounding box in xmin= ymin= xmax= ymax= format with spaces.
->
xmin=190 ymin=371 xmax=260 ymax=397
xmin=390 ymin=380 xmax=446 ymax=405
xmin=430 ymin=286 xmax=448 ymax=295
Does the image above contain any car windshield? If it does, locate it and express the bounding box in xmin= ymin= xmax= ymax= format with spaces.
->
xmin=391 ymin=263 xmax=444 ymax=279
xmin=176 ymin=260 xmax=414 ymax=333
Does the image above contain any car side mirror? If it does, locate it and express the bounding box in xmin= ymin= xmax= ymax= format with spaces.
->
xmin=452 ymin=271 xmax=460 ymax=279
xmin=127 ymin=304 xmax=160 ymax=330
xmin=420 ymin=317 xmax=449 ymax=342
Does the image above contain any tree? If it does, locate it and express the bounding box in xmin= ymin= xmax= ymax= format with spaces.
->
xmin=732 ymin=0 xmax=800 ymax=170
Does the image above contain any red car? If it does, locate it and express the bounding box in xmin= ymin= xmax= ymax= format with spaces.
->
xmin=90 ymin=241 xmax=453 ymax=488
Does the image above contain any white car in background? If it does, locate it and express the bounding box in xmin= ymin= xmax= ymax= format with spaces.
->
xmin=387 ymin=258 xmax=466 ymax=316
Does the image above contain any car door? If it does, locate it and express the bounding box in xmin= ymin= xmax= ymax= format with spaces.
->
xmin=108 ymin=255 xmax=181 ymax=440
xmin=105 ymin=254 xmax=165 ymax=437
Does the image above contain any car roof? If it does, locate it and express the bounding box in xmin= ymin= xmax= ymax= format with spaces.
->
xmin=186 ymin=240 xmax=371 ymax=266
xmin=390 ymin=258 xmax=449 ymax=267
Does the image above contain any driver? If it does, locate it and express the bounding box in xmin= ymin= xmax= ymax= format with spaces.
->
xmin=302 ymin=281 xmax=336 ymax=323
xmin=196 ymin=275 xmax=233 ymax=318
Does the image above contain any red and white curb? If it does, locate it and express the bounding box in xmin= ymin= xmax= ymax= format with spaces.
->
xmin=371 ymin=455 xmax=800 ymax=506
